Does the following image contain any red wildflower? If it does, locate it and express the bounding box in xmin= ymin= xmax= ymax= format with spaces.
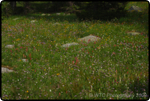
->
xmin=72 ymin=61 xmax=74 ymax=64
xmin=111 ymin=52 xmax=116 ymax=56
xmin=26 ymin=48 xmax=28 ymax=52
xmin=29 ymin=53 xmax=31 ymax=58
xmin=75 ymin=57 xmax=79 ymax=65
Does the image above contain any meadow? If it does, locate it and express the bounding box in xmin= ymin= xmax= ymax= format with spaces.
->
xmin=1 ymin=2 xmax=149 ymax=99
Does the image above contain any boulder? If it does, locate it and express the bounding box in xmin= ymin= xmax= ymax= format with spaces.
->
xmin=78 ymin=35 xmax=101 ymax=43
xmin=128 ymin=6 xmax=143 ymax=12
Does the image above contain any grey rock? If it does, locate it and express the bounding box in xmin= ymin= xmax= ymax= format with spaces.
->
xmin=31 ymin=20 xmax=37 ymax=23
xmin=61 ymin=42 xmax=79 ymax=48
xmin=78 ymin=35 xmax=101 ymax=43
xmin=2 ymin=67 xmax=14 ymax=73
xmin=13 ymin=18 xmax=19 ymax=20
xmin=52 ymin=22 xmax=60 ymax=26
xmin=41 ymin=13 xmax=46 ymax=16
xmin=56 ymin=13 xmax=61 ymax=15
xmin=5 ymin=45 xmax=14 ymax=49
xmin=47 ymin=14 xmax=51 ymax=16
xmin=128 ymin=6 xmax=143 ymax=12
xmin=127 ymin=31 xmax=140 ymax=35
xmin=22 ymin=59 xmax=29 ymax=62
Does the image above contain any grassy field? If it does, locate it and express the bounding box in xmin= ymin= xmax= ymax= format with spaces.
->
xmin=1 ymin=2 xmax=149 ymax=100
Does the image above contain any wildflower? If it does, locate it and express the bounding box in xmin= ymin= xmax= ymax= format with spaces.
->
xmin=57 ymin=73 xmax=60 ymax=76
xmin=111 ymin=52 xmax=116 ymax=56
xmin=26 ymin=90 xmax=29 ymax=93
xmin=16 ymin=38 xmax=20 ymax=41
xmin=26 ymin=48 xmax=28 ymax=52
xmin=29 ymin=53 xmax=31 ymax=60
xmin=75 ymin=57 xmax=79 ymax=65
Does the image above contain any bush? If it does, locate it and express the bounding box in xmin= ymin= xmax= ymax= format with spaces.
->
xmin=75 ymin=2 xmax=128 ymax=21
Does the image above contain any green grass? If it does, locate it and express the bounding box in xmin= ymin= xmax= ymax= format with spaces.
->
xmin=2 ymin=1 xmax=149 ymax=100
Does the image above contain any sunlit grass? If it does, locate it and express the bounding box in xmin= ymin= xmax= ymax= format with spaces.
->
xmin=2 ymin=1 xmax=149 ymax=100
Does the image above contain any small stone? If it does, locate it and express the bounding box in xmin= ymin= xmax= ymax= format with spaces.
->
xmin=13 ymin=18 xmax=19 ymax=20
xmin=41 ymin=13 xmax=46 ymax=16
xmin=61 ymin=42 xmax=79 ymax=48
xmin=126 ymin=31 xmax=141 ymax=35
xmin=5 ymin=45 xmax=14 ymax=48
xmin=56 ymin=13 xmax=61 ymax=15
xmin=2 ymin=67 xmax=14 ymax=73
xmin=31 ymin=20 xmax=37 ymax=23
xmin=53 ymin=22 xmax=60 ymax=25
xmin=47 ymin=14 xmax=51 ymax=16
xmin=22 ymin=59 xmax=28 ymax=62
xmin=18 ymin=59 xmax=28 ymax=62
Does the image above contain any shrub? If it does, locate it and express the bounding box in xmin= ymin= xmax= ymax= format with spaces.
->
xmin=75 ymin=2 xmax=128 ymax=21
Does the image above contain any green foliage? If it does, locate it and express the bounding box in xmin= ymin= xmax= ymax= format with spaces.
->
xmin=61 ymin=2 xmax=80 ymax=14
xmin=49 ymin=2 xmax=68 ymax=13
xmin=2 ymin=2 xmax=14 ymax=20
xmin=75 ymin=2 xmax=128 ymax=21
